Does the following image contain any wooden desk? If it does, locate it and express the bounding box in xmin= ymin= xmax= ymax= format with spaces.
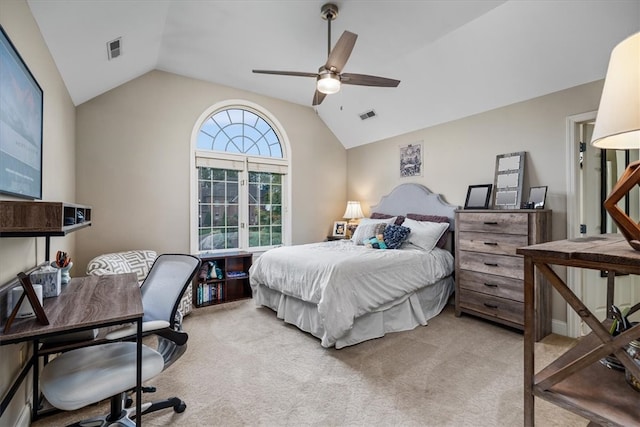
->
xmin=517 ymin=235 xmax=640 ymax=427
xmin=0 ymin=273 xmax=144 ymax=424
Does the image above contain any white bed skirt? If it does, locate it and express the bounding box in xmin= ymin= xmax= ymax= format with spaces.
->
xmin=252 ymin=276 xmax=454 ymax=349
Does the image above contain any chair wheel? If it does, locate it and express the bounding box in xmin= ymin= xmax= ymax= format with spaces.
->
xmin=174 ymin=402 xmax=187 ymax=413
xmin=125 ymin=397 xmax=133 ymax=408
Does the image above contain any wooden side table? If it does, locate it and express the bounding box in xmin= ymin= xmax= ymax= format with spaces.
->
xmin=517 ymin=235 xmax=640 ymax=427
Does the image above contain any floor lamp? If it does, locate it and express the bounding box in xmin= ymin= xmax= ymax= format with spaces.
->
xmin=591 ymin=32 xmax=640 ymax=251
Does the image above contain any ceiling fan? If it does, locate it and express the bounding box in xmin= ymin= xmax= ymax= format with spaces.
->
xmin=252 ymin=3 xmax=400 ymax=106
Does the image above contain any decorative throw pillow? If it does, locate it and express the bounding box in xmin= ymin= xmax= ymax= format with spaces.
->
xmin=351 ymin=217 xmax=396 ymax=245
xmin=383 ymin=224 xmax=411 ymax=249
xmin=365 ymin=234 xmax=387 ymax=249
xmin=402 ymin=218 xmax=449 ymax=251
xmin=406 ymin=213 xmax=450 ymax=249
xmin=370 ymin=212 xmax=405 ymax=226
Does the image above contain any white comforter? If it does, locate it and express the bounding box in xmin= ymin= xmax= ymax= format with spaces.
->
xmin=249 ymin=240 xmax=454 ymax=347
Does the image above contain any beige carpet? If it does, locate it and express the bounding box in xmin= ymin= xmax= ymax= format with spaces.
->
xmin=33 ymin=301 xmax=588 ymax=426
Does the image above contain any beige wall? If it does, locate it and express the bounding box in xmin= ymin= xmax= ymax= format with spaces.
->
xmin=0 ymin=0 xmax=77 ymax=425
xmin=346 ymin=80 xmax=605 ymax=331
xmin=74 ymin=70 xmax=346 ymax=273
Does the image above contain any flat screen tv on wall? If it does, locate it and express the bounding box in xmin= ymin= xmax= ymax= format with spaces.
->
xmin=0 ymin=25 xmax=43 ymax=200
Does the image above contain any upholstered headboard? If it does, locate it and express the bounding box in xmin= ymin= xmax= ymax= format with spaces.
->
xmin=369 ymin=183 xmax=458 ymax=231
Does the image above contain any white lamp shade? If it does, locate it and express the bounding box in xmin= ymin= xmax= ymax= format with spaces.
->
xmin=317 ymin=74 xmax=341 ymax=94
xmin=591 ymin=32 xmax=640 ymax=150
xmin=343 ymin=201 xmax=364 ymax=220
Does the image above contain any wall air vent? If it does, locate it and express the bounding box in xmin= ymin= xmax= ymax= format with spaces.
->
xmin=359 ymin=110 xmax=376 ymax=120
xmin=107 ymin=37 xmax=122 ymax=60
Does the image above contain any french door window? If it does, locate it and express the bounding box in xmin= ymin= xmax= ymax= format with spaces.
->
xmin=194 ymin=106 xmax=288 ymax=252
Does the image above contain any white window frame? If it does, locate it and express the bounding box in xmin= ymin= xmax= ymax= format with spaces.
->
xmin=190 ymin=100 xmax=292 ymax=254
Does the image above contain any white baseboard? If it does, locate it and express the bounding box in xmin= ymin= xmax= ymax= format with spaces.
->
xmin=16 ymin=404 xmax=30 ymax=427
xmin=551 ymin=319 xmax=568 ymax=337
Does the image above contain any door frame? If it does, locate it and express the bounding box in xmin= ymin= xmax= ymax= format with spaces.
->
xmin=565 ymin=110 xmax=597 ymax=338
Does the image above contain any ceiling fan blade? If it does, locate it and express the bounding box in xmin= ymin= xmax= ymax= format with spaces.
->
xmin=325 ymin=31 xmax=357 ymax=73
xmin=340 ymin=73 xmax=401 ymax=87
xmin=312 ymin=90 xmax=327 ymax=106
xmin=253 ymin=70 xmax=319 ymax=78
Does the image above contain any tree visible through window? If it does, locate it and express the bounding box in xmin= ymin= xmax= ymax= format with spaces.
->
xmin=195 ymin=107 xmax=287 ymax=252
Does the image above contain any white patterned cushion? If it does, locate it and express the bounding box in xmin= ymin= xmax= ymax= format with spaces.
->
xmin=86 ymin=250 xmax=192 ymax=316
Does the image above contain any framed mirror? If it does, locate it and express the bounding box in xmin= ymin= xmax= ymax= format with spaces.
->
xmin=527 ymin=186 xmax=547 ymax=209
xmin=493 ymin=151 xmax=525 ymax=209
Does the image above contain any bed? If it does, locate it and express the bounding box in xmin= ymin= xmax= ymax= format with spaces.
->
xmin=249 ymin=183 xmax=458 ymax=348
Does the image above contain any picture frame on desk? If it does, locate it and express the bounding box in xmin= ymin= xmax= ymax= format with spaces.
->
xmin=3 ymin=272 xmax=49 ymax=333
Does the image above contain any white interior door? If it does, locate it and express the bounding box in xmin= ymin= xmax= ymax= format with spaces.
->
xmin=566 ymin=114 xmax=640 ymax=337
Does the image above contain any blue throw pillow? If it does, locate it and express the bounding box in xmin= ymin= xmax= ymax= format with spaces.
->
xmin=383 ymin=224 xmax=411 ymax=249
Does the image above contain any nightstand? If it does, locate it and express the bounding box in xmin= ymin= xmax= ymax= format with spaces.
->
xmin=326 ymin=235 xmax=346 ymax=241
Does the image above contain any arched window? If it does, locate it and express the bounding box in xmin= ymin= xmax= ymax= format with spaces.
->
xmin=192 ymin=103 xmax=289 ymax=253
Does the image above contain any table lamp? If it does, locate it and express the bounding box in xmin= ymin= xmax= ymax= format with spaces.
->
xmin=591 ymin=32 xmax=640 ymax=251
xmin=343 ymin=201 xmax=364 ymax=238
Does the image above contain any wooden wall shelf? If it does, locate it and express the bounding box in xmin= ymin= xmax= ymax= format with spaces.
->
xmin=0 ymin=201 xmax=92 ymax=236
xmin=0 ymin=201 xmax=92 ymax=261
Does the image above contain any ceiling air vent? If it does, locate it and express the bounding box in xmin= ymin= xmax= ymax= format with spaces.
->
xmin=107 ymin=37 xmax=122 ymax=60
xmin=359 ymin=110 xmax=376 ymax=120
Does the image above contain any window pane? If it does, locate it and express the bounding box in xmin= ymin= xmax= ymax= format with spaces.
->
xmin=211 ymin=205 xmax=225 ymax=226
xmin=271 ymin=205 xmax=281 ymax=225
xmin=198 ymin=108 xmax=282 ymax=158
xmin=198 ymin=166 xmax=240 ymax=251
xmin=249 ymin=226 xmax=259 ymax=246
xmin=272 ymin=226 xmax=282 ymax=245
xmin=199 ymin=205 xmax=211 ymax=227
xmin=248 ymin=204 xmax=259 ymax=226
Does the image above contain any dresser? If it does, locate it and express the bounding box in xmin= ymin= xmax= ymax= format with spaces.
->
xmin=454 ymin=209 xmax=551 ymax=339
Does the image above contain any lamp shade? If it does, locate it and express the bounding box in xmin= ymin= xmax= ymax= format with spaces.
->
xmin=343 ymin=201 xmax=364 ymax=220
xmin=591 ymin=32 xmax=640 ymax=149
xmin=317 ymin=73 xmax=341 ymax=94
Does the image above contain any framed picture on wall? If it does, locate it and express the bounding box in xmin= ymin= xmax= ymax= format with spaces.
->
xmin=400 ymin=142 xmax=422 ymax=177
xmin=0 ymin=25 xmax=43 ymax=200
xmin=333 ymin=221 xmax=347 ymax=237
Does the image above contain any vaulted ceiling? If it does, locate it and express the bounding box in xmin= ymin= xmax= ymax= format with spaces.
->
xmin=27 ymin=0 xmax=639 ymax=148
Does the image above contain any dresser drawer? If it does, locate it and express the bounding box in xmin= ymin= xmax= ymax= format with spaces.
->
xmin=457 ymin=212 xmax=529 ymax=235
xmin=458 ymin=251 xmax=524 ymax=280
xmin=457 ymin=270 xmax=523 ymax=302
xmin=457 ymin=231 xmax=529 ymax=256
xmin=458 ymin=290 xmax=524 ymax=326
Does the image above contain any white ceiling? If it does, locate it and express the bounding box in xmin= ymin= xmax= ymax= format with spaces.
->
xmin=27 ymin=0 xmax=640 ymax=149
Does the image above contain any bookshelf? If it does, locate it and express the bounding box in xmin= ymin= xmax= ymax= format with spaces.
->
xmin=193 ymin=251 xmax=253 ymax=308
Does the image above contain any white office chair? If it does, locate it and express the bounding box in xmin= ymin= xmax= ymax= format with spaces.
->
xmin=40 ymin=254 xmax=201 ymax=426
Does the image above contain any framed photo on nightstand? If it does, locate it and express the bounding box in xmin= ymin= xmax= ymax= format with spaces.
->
xmin=333 ymin=221 xmax=347 ymax=237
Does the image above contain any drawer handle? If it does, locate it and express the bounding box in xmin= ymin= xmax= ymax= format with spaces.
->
xmin=484 ymin=303 xmax=499 ymax=309
xmin=483 ymin=221 xmax=499 ymax=225
xmin=483 ymin=242 xmax=498 ymax=246
xmin=484 ymin=262 xmax=498 ymax=267
xmin=484 ymin=283 xmax=499 ymax=288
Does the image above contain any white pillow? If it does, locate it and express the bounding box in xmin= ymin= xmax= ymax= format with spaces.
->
xmin=351 ymin=217 xmax=396 ymax=245
xmin=402 ymin=218 xmax=449 ymax=251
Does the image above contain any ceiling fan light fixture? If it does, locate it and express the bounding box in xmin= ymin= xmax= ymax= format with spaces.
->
xmin=317 ymin=73 xmax=341 ymax=94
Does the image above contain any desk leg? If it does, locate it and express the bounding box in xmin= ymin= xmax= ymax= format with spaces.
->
xmin=136 ymin=318 xmax=142 ymax=425
xmin=524 ymin=257 xmax=535 ymax=427
xmin=31 ymin=338 xmax=39 ymax=421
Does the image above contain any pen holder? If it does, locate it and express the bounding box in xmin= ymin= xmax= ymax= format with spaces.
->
xmin=52 ymin=261 xmax=73 ymax=285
